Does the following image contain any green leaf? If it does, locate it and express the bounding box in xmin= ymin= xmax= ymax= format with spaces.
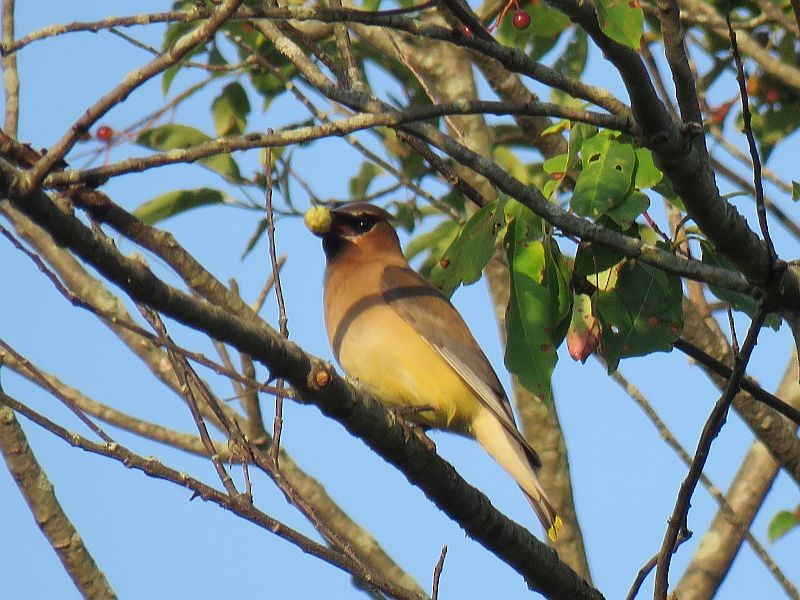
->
xmin=160 ymin=21 xmax=203 ymax=95
xmin=496 ymin=3 xmax=569 ymax=58
xmin=568 ymin=122 xmax=597 ymax=173
xmin=634 ymin=148 xmax=663 ymax=189
xmin=137 ymin=124 xmax=211 ymax=150
xmin=551 ymin=28 xmax=589 ymax=79
xmin=503 ymin=199 xmax=544 ymax=242
xmin=242 ymin=218 xmax=268 ymax=259
xmin=606 ymin=190 xmax=650 ymax=228
xmin=571 ymin=135 xmax=636 ymax=219
xmin=133 ymin=188 xmax=227 ymax=224
xmin=753 ymin=104 xmax=800 ymax=159
xmin=544 ymin=238 xmax=573 ymax=343
xmin=211 ymin=82 xmax=251 ymax=136
xmin=504 ymin=227 xmax=566 ymax=403
xmin=596 ymin=258 xmax=683 ymax=371
xmin=137 ymin=124 xmax=242 ymax=182
xmin=494 ymin=147 xmax=530 ymax=185
xmin=791 ymin=180 xmax=799 ymax=201
xmin=349 ymin=162 xmax=382 ymax=198
xmin=768 ymin=508 xmax=800 ymax=542
xmin=574 ymin=242 xmax=626 ymax=277
xmin=405 ymin=219 xmax=459 ymax=278
xmin=428 ymin=200 xmax=506 ymax=297
xmin=543 ymin=153 xmax=568 ymax=198
xmin=652 ymin=177 xmax=685 ymax=211
xmin=594 ymin=0 xmax=644 ymax=48
xmin=701 ymin=244 xmax=781 ymax=330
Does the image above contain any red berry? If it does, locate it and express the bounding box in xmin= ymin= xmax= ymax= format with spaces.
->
xmin=96 ymin=125 xmax=114 ymax=142
xmin=512 ymin=10 xmax=531 ymax=29
xmin=763 ymin=88 xmax=780 ymax=104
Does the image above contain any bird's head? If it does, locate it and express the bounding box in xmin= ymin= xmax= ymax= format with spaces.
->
xmin=304 ymin=203 xmax=401 ymax=262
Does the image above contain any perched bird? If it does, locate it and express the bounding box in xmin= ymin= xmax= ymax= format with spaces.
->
xmin=304 ymin=203 xmax=561 ymax=541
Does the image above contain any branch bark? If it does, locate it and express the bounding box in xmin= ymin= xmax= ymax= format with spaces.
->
xmin=0 ymin=402 xmax=117 ymax=599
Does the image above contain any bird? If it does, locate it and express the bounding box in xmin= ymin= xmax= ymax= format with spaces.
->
xmin=304 ymin=202 xmax=561 ymax=541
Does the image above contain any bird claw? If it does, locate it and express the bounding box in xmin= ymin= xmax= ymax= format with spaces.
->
xmin=392 ymin=407 xmax=437 ymax=453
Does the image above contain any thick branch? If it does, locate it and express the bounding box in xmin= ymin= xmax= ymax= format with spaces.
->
xmin=0 ymin=162 xmax=602 ymax=600
xmin=0 ymin=402 xmax=117 ymax=599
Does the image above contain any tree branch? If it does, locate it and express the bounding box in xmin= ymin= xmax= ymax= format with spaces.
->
xmin=0 ymin=161 xmax=602 ymax=599
xmin=654 ymin=303 xmax=769 ymax=597
xmin=0 ymin=401 xmax=117 ymax=599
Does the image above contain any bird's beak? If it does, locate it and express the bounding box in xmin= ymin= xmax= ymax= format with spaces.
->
xmin=303 ymin=205 xmax=334 ymax=238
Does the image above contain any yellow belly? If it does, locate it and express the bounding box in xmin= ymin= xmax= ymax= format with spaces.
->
xmin=334 ymin=305 xmax=480 ymax=433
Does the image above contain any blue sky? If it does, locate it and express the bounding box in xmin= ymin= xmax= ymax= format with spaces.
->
xmin=1 ymin=2 xmax=798 ymax=598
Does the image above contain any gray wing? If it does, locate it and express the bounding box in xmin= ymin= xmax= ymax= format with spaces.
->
xmin=381 ymin=265 xmax=541 ymax=469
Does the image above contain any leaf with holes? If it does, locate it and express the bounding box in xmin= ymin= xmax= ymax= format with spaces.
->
xmin=429 ymin=200 xmax=506 ymax=296
xmin=571 ymin=134 xmax=636 ymax=219
xmin=595 ymin=257 xmax=683 ymax=371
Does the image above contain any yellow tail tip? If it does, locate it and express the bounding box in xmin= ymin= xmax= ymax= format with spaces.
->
xmin=547 ymin=515 xmax=563 ymax=542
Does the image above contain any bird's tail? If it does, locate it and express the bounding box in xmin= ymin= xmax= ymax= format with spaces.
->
xmin=472 ymin=411 xmax=562 ymax=541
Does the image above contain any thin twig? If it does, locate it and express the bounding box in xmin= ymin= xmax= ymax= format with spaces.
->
xmin=0 ymin=338 xmax=115 ymax=444
xmin=0 ymin=392 xmax=414 ymax=600
xmin=627 ymin=530 xmax=691 ymax=600
xmin=654 ymin=303 xmax=770 ymax=597
xmin=264 ymin=145 xmax=289 ymax=468
xmin=21 ymin=0 xmax=244 ymax=193
xmin=611 ymin=365 xmax=799 ymax=599
xmin=726 ymin=14 xmax=777 ymax=265
xmin=431 ymin=545 xmax=448 ymax=600
xmin=673 ymin=338 xmax=800 ymax=425
xmin=141 ymin=308 xmax=240 ymax=498
xmin=251 ymin=255 xmax=286 ymax=314
xmin=727 ymin=306 xmax=739 ymax=355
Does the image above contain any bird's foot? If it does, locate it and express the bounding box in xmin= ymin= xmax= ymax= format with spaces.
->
xmin=392 ymin=406 xmax=437 ymax=453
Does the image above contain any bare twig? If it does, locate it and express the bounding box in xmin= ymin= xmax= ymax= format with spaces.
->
xmin=627 ymin=530 xmax=691 ymax=600
xmin=654 ymin=303 xmax=770 ymax=598
xmin=431 ymin=545 xmax=448 ymax=600
xmin=264 ymin=146 xmax=289 ymax=467
xmin=20 ymin=0 xmax=245 ymax=193
xmin=726 ymin=15 xmax=777 ymax=265
xmin=0 ymin=392 xmax=416 ymax=600
xmin=0 ymin=338 xmax=115 ymax=443
xmin=141 ymin=307 xmax=241 ymax=498
xmin=611 ymin=367 xmax=799 ymax=599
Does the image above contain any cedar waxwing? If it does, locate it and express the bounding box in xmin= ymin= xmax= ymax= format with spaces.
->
xmin=304 ymin=203 xmax=561 ymax=541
